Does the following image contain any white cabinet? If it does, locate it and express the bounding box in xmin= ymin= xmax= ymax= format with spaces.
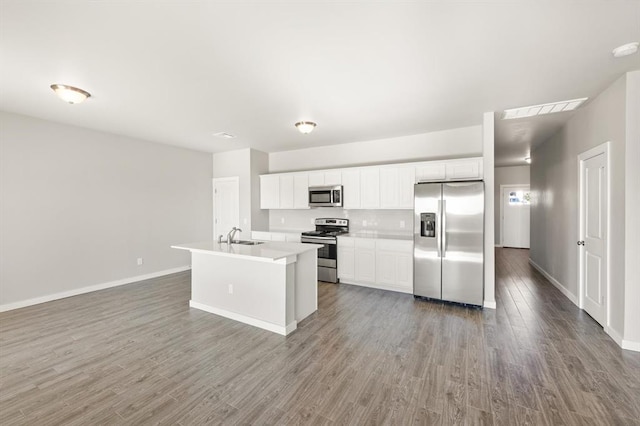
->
xmin=380 ymin=166 xmax=415 ymax=209
xmin=375 ymin=240 xmax=413 ymax=291
xmin=260 ymin=157 xmax=482 ymax=210
xmin=416 ymin=163 xmax=446 ymax=182
xmin=251 ymin=231 xmax=301 ymax=242
xmin=279 ymin=174 xmax=294 ymax=209
xmin=260 ymin=175 xmax=280 ymax=209
xmin=338 ymin=236 xmax=413 ymax=293
xmin=293 ymin=173 xmax=309 ymax=209
xmin=260 ymin=173 xmax=309 ymax=209
xmin=360 ymin=168 xmax=380 ymax=209
xmin=445 ymin=159 xmax=482 ymax=180
xmin=309 ymin=171 xmax=342 ymax=187
xmin=354 ymin=238 xmax=376 ymax=283
xmin=342 ymin=169 xmax=361 ymax=209
xmin=337 ymin=237 xmax=355 ymax=281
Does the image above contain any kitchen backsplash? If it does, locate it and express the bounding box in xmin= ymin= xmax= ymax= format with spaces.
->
xmin=268 ymin=209 xmax=414 ymax=235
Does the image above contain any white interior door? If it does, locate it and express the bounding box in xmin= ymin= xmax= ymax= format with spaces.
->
xmin=213 ymin=177 xmax=240 ymax=241
xmin=579 ymin=147 xmax=608 ymax=326
xmin=502 ymin=185 xmax=530 ymax=248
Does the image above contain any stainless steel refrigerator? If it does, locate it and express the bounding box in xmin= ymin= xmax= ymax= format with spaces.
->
xmin=414 ymin=181 xmax=485 ymax=306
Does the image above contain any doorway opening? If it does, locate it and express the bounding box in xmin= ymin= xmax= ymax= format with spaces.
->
xmin=500 ymin=184 xmax=531 ymax=248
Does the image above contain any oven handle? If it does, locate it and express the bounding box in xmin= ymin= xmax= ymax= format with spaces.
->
xmin=301 ymin=237 xmax=337 ymax=245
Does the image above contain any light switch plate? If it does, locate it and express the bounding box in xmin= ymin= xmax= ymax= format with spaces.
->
xmin=400 ymin=220 xmax=405 ymax=228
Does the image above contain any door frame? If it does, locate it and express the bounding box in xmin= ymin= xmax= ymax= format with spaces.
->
xmin=212 ymin=177 xmax=240 ymax=241
xmin=577 ymin=141 xmax=610 ymax=327
xmin=500 ymin=184 xmax=530 ymax=247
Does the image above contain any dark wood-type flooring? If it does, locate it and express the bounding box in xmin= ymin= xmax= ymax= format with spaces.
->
xmin=1 ymin=248 xmax=639 ymax=425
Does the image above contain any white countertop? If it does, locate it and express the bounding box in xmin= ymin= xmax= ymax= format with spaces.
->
xmin=342 ymin=231 xmax=413 ymax=241
xmin=172 ymin=241 xmax=322 ymax=261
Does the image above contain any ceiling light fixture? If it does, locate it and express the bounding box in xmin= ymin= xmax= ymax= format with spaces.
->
xmin=213 ymin=132 xmax=236 ymax=139
xmin=525 ymin=157 xmax=531 ymax=164
xmin=612 ymin=42 xmax=639 ymax=58
xmin=502 ymin=97 xmax=588 ymax=120
xmin=295 ymin=121 xmax=316 ymax=134
xmin=50 ymin=84 xmax=91 ymax=104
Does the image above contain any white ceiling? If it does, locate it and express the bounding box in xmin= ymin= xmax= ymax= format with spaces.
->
xmin=1 ymin=1 xmax=639 ymax=165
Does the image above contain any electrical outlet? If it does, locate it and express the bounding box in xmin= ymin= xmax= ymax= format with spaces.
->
xmin=362 ymin=220 xmax=367 ymax=227
xmin=311 ymin=218 xmax=315 ymax=225
xmin=281 ymin=217 xmax=285 ymax=224
xmin=243 ymin=218 xmax=248 ymax=225
xmin=400 ymin=220 xmax=405 ymax=228
xmin=228 ymin=284 xmax=233 ymax=294
xmin=137 ymin=258 xmax=143 ymax=266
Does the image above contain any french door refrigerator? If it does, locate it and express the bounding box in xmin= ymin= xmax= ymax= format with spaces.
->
xmin=414 ymin=181 xmax=485 ymax=306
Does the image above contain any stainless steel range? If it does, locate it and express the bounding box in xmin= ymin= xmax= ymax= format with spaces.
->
xmin=301 ymin=218 xmax=349 ymax=283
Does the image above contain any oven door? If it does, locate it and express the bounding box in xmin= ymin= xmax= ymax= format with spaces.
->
xmin=301 ymin=236 xmax=337 ymax=268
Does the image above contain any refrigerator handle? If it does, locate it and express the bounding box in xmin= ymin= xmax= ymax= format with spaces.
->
xmin=437 ymin=200 xmax=442 ymax=257
xmin=441 ymin=200 xmax=447 ymax=258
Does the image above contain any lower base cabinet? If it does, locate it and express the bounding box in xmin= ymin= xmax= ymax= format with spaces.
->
xmin=338 ymin=236 xmax=413 ymax=293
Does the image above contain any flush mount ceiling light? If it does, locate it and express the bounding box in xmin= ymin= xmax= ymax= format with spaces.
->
xmin=50 ymin=84 xmax=91 ymax=104
xmin=213 ymin=132 xmax=236 ymax=139
xmin=612 ymin=42 xmax=639 ymax=58
xmin=295 ymin=121 xmax=316 ymax=134
xmin=502 ymin=97 xmax=588 ymax=120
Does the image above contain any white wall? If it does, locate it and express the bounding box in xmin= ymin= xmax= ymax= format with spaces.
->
xmin=269 ymin=209 xmax=413 ymax=235
xmin=212 ymin=148 xmax=269 ymax=234
xmin=268 ymin=126 xmax=482 ymax=173
xmin=483 ymin=112 xmax=496 ymax=309
xmin=530 ymin=73 xmax=629 ymax=343
xmin=0 ymin=112 xmax=212 ymax=308
xmin=624 ymin=70 xmax=640 ymax=345
xmin=494 ymin=165 xmax=530 ymax=244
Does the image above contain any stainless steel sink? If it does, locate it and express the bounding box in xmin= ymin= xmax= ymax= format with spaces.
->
xmin=231 ymin=240 xmax=264 ymax=245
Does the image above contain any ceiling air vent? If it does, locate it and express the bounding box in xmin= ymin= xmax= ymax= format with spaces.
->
xmin=502 ymin=97 xmax=588 ymax=120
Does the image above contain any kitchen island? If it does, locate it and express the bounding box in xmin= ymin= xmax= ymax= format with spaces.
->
xmin=171 ymin=241 xmax=321 ymax=336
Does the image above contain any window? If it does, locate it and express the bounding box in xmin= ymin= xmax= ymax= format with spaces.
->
xmin=509 ymin=190 xmax=531 ymax=205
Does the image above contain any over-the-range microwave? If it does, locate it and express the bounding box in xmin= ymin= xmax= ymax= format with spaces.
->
xmin=309 ymin=185 xmax=343 ymax=207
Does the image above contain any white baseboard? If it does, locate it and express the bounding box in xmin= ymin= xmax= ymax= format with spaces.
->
xmin=605 ymin=326 xmax=640 ymax=352
xmin=483 ymin=300 xmax=496 ymax=309
xmin=189 ymin=300 xmax=296 ymax=336
xmin=495 ymin=244 xmax=503 ymax=248
xmin=528 ymin=258 xmax=578 ymax=306
xmin=0 ymin=266 xmax=191 ymax=313
xmin=339 ymin=280 xmax=412 ymax=295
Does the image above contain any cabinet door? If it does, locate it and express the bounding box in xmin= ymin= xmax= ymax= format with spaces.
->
xmin=271 ymin=233 xmax=287 ymax=241
xmin=324 ymin=171 xmax=342 ymax=186
xmin=260 ymin=175 xmax=280 ymax=209
xmin=355 ymin=239 xmax=376 ymax=283
xmin=251 ymin=231 xmax=272 ymax=241
xmin=395 ymin=251 xmax=413 ymax=289
xmin=416 ymin=163 xmax=446 ymax=182
xmin=445 ymin=160 xmax=480 ymax=180
xmin=360 ymin=168 xmax=380 ymax=209
xmin=397 ymin=167 xmax=416 ymax=209
xmin=375 ymin=250 xmax=396 ymax=285
xmin=279 ymin=174 xmax=294 ymax=209
xmin=380 ymin=168 xmax=399 ymax=209
xmin=308 ymin=172 xmax=325 ymax=187
xmin=338 ymin=246 xmax=355 ymax=281
xmin=342 ymin=170 xmax=361 ymax=209
xmin=293 ymin=173 xmax=309 ymax=209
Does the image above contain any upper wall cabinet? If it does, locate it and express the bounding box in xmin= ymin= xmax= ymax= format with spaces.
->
xmin=260 ymin=173 xmax=310 ymax=209
xmin=445 ymin=159 xmax=482 ymax=180
xmin=308 ymin=171 xmax=342 ymax=187
xmin=380 ymin=166 xmax=415 ymax=209
xmin=260 ymin=157 xmax=482 ymax=210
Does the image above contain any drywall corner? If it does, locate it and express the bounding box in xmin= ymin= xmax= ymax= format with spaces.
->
xmin=483 ymin=111 xmax=496 ymax=308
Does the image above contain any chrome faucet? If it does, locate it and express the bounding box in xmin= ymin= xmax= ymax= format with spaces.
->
xmin=226 ymin=227 xmax=242 ymax=244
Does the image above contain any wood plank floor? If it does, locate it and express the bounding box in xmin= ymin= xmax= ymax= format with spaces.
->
xmin=1 ymin=248 xmax=639 ymax=425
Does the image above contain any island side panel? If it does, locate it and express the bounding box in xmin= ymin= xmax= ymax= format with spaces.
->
xmin=191 ymin=252 xmax=288 ymax=328
xmin=295 ymin=249 xmax=318 ymax=322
